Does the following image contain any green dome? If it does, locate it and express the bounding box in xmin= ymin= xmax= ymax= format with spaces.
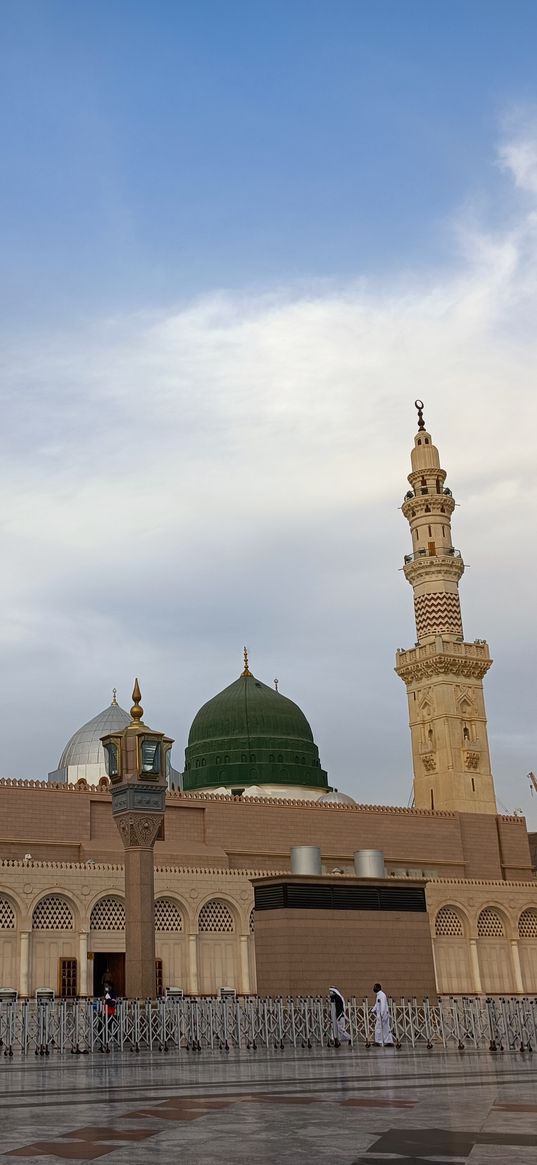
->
xmin=183 ymin=672 xmax=328 ymax=794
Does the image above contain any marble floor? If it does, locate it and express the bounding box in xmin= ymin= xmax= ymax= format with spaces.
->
xmin=1 ymin=1046 xmax=537 ymax=1163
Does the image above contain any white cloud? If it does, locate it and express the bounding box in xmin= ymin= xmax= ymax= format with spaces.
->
xmin=1 ymin=130 xmax=537 ymax=824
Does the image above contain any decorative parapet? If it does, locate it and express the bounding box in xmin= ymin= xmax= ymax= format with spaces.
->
xmin=403 ymin=555 xmax=465 ymax=588
xmin=402 ymin=492 xmax=455 ymax=519
xmin=426 ymin=877 xmax=537 ymax=887
xmin=0 ymin=857 xmax=284 ymax=877
xmin=396 ymin=638 xmax=492 ymax=683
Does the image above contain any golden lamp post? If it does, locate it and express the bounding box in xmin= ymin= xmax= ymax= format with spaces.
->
xmin=101 ymin=679 xmax=173 ymax=999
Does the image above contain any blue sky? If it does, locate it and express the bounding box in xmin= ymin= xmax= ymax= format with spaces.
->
xmin=3 ymin=0 xmax=537 ymax=321
xmin=1 ymin=2 xmax=537 ymax=823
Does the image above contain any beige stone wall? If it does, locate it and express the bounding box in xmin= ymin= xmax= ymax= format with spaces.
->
xmin=427 ymin=880 xmax=537 ymax=994
xmin=0 ymin=860 xmax=259 ymax=998
xmin=0 ymin=779 xmax=532 ymax=882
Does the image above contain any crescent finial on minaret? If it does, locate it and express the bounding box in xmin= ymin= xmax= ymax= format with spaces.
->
xmin=415 ymin=399 xmax=426 ymax=431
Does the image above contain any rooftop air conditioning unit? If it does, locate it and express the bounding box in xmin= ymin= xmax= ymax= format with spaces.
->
xmin=35 ymin=988 xmax=55 ymax=1002
xmin=165 ymin=987 xmax=184 ymax=998
xmin=219 ymin=987 xmax=236 ymax=1000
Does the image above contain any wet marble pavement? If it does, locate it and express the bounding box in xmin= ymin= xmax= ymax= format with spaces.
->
xmin=1 ymin=1046 xmax=537 ymax=1163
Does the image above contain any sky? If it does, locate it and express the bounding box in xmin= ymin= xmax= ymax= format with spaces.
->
xmin=1 ymin=0 xmax=537 ymax=823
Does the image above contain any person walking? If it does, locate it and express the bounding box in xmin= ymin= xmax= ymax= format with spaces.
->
xmin=329 ymin=986 xmax=351 ymax=1044
xmin=372 ymin=983 xmax=394 ymax=1047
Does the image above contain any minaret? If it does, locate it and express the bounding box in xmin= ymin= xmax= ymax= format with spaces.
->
xmin=395 ymin=401 xmax=497 ymax=815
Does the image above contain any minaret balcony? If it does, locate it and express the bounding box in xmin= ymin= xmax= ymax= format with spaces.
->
xmin=404 ymin=547 xmax=462 ymax=565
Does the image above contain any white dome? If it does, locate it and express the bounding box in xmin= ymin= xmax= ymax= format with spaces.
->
xmin=57 ymin=699 xmax=130 ymax=769
xmin=317 ymin=789 xmax=356 ymax=805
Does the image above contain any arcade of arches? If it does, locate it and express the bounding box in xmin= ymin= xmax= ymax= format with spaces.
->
xmin=0 ymin=865 xmax=256 ymax=999
xmin=1 ymin=862 xmax=537 ymax=998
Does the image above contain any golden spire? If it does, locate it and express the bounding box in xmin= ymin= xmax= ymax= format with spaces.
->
xmin=241 ymin=646 xmax=252 ymax=677
xmin=111 ymin=687 xmax=118 ymax=706
xmin=130 ymin=678 xmax=144 ymax=722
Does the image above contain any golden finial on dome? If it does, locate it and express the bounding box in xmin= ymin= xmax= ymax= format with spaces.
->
xmin=241 ymin=647 xmax=252 ymax=677
xmin=130 ymin=678 xmax=144 ymax=722
xmin=111 ymin=687 xmax=118 ymax=706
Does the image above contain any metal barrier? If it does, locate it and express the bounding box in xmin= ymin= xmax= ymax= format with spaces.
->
xmin=0 ymin=995 xmax=536 ymax=1058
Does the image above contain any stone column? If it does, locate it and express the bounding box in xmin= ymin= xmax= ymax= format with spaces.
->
xmin=239 ymin=935 xmax=250 ymax=995
xmin=469 ymin=939 xmax=482 ymax=993
xmin=510 ymin=940 xmax=524 ymax=994
xmin=19 ymin=932 xmax=30 ymax=998
xmin=188 ymin=934 xmax=199 ymax=995
xmin=79 ymin=932 xmax=88 ymax=997
xmin=117 ymin=815 xmax=163 ymax=999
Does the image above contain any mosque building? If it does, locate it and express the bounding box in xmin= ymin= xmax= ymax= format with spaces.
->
xmin=0 ymin=404 xmax=535 ymax=1001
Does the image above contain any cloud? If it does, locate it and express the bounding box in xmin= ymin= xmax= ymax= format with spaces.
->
xmin=1 ymin=129 xmax=537 ymax=824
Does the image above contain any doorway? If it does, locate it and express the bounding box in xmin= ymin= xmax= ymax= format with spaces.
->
xmin=93 ymin=952 xmax=125 ymax=997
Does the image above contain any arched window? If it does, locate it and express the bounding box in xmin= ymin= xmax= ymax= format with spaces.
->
xmin=33 ymin=895 xmax=74 ymax=930
xmin=155 ymin=898 xmax=184 ymax=932
xmin=477 ymin=907 xmax=505 ymax=937
xmin=0 ymin=896 xmax=16 ymax=929
xmin=435 ymin=906 xmax=464 ymax=937
xmin=518 ymin=908 xmax=537 ymax=939
xmin=198 ymin=899 xmax=235 ymax=933
xmin=90 ymin=897 xmax=125 ymax=930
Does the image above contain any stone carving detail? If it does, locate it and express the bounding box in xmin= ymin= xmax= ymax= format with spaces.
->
xmin=455 ymin=685 xmax=475 ymax=710
xmin=418 ymin=687 xmax=433 ymax=714
xmin=397 ymin=655 xmax=492 ymax=684
xmin=414 ymin=591 xmax=463 ymax=639
xmin=115 ymin=812 xmax=163 ymax=848
xmin=465 ymin=752 xmax=480 ymax=771
xmin=422 ymin=753 xmax=436 ymax=772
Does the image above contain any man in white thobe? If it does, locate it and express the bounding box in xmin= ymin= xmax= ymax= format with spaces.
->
xmin=372 ymin=982 xmax=394 ymax=1046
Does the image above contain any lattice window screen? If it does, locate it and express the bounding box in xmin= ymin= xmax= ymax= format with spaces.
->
xmin=90 ymin=897 xmax=125 ymax=930
xmin=518 ymin=908 xmax=537 ymax=939
xmin=155 ymin=898 xmax=184 ymax=932
xmin=249 ymin=908 xmax=255 ymax=934
xmin=0 ymin=897 xmax=15 ymax=929
xmin=434 ymin=906 xmax=464 ymax=937
xmin=32 ymin=896 xmax=74 ymax=931
xmin=477 ymin=907 xmax=505 ymax=937
xmin=198 ymin=899 xmax=235 ymax=933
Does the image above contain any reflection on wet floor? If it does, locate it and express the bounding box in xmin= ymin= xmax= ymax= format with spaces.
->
xmin=1 ymin=1046 xmax=537 ymax=1162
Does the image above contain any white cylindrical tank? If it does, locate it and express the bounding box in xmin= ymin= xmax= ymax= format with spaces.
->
xmin=290 ymin=845 xmax=322 ymax=875
xmin=354 ymin=849 xmax=385 ymax=878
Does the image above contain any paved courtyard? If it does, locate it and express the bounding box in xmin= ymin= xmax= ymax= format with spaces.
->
xmin=1 ymin=1046 xmax=537 ymax=1163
